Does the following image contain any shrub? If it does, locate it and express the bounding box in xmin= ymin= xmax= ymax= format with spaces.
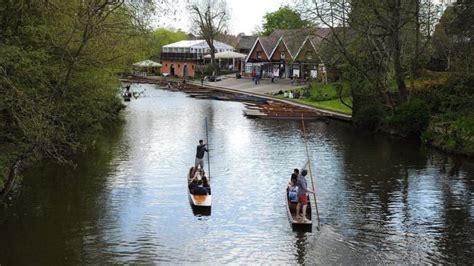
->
xmin=353 ymin=103 xmax=385 ymax=131
xmin=391 ymin=99 xmax=430 ymax=137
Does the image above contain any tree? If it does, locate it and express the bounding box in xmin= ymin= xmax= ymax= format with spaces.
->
xmin=295 ymin=0 xmax=441 ymax=111
xmin=432 ymin=1 xmax=474 ymax=73
xmin=145 ymin=28 xmax=188 ymax=61
xmin=189 ymin=0 xmax=229 ymax=66
xmin=0 ymin=0 xmax=170 ymax=199
xmin=262 ymin=6 xmax=309 ymax=36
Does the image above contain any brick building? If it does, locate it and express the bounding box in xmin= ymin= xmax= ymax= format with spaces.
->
xmin=245 ymin=29 xmax=331 ymax=80
xmin=160 ymin=40 xmax=234 ymax=79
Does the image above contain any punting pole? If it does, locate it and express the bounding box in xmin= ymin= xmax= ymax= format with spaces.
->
xmin=301 ymin=115 xmax=321 ymax=229
xmin=205 ymin=117 xmax=211 ymax=181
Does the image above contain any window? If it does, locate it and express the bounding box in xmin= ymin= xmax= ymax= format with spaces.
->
xmin=257 ymin=51 xmax=262 ymax=59
xmin=280 ymin=52 xmax=285 ymax=59
xmin=306 ymin=51 xmax=312 ymax=60
xmin=178 ymin=64 xmax=180 ymax=68
xmin=245 ymin=63 xmax=253 ymax=73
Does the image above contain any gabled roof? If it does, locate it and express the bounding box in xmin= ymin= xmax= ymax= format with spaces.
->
xmin=294 ymin=36 xmax=318 ymax=60
xmin=245 ymin=28 xmax=336 ymax=63
xmin=309 ymin=28 xmax=333 ymax=48
xmin=268 ymin=36 xmax=292 ymax=60
xmin=236 ymin=35 xmax=257 ymax=50
xmin=259 ymin=35 xmax=279 ymax=56
xmin=269 ymin=29 xmax=310 ymax=57
xmin=245 ymin=35 xmax=280 ymax=62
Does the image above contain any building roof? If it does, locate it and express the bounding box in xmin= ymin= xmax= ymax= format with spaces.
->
xmin=246 ymin=28 xmax=336 ymax=63
xmin=133 ymin=59 xmax=162 ymax=67
xmin=270 ymin=29 xmax=318 ymax=57
xmin=203 ymin=51 xmax=247 ymax=59
xmin=259 ymin=36 xmax=280 ymax=57
xmin=236 ymin=35 xmax=257 ymax=50
xmin=163 ymin=40 xmax=234 ymax=50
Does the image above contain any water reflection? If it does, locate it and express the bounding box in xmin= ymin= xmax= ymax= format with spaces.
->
xmin=0 ymin=84 xmax=473 ymax=264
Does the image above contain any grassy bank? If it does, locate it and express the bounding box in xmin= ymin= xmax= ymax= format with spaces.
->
xmin=273 ymin=81 xmax=353 ymax=114
xmin=298 ymin=98 xmax=353 ymax=114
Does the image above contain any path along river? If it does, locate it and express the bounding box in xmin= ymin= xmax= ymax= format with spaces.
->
xmin=1 ymin=84 xmax=473 ymax=264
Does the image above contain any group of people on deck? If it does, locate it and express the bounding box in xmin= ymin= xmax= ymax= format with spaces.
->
xmin=288 ymin=164 xmax=315 ymax=223
xmin=188 ymin=140 xmax=211 ymax=195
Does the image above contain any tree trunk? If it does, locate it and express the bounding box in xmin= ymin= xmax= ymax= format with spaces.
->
xmin=392 ymin=0 xmax=408 ymax=103
xmin=210 ymin=45 xmax=216 ymax=65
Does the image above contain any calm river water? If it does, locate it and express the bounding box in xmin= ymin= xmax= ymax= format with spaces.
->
xmin=1 ymin=84 xmax=473 ymax=264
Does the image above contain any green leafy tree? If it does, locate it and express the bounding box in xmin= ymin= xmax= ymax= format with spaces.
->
xmin=262 ymin=6 xmax=309 ymax=36
xmin=0 ymin=0 xmax=169 ymax=199
xmin=149 ymin=28 xmax=188 ymax=59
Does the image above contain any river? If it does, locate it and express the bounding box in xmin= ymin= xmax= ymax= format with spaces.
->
xmin=1 ymin=84 xmax=473 ymax=264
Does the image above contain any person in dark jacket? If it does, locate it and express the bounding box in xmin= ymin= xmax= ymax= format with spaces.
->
xmin=202 ymin=176 xmax=211 ymax=195
xmin=188 ymin=179 xmax=198 ymax=194
xmin=195 ymin=140 xmax=208 ymax=169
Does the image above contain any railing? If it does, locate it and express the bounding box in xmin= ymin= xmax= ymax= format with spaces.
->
xmin=160 ymin=52 xmax=201 ymax=60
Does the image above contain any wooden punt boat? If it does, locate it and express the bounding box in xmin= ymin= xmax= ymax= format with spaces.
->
xmin=286 ymin=182 xmax=312 ymax=232
xmin=187 ymin=166 xmax=212 ymax=209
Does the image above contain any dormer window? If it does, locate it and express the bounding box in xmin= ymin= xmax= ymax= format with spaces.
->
xmin=280 ymin=52 xmax=285 ymax=59
xmin=306 ymin=51 xmax=312 ymax=60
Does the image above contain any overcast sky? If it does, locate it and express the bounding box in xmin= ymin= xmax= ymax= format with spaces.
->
xmin=157 ymin=0 xmax=288 ymax=35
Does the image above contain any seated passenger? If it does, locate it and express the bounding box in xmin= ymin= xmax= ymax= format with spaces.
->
xmin=193 ymin=180 xmax=208 ymax=195
xmin=189 ymin=179 xmax=198 ymax=193
xmin=188 ymin=167 xmax=195 ymax=183
xmin=288 ymin=171 xmax=299 ymax=203
xmin=192 ymin=167 xmax=204 ymax=181
xmin=202 ymin=176 xmax=211 ymax=195
xmin=288 ymin=182 xmax=298 ymax=203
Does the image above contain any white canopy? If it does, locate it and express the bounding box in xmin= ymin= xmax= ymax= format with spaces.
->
xmin=133 ymin=59 xmax=162 ymax=68
xmin=204 ymin=51 xmax=247 ymax=59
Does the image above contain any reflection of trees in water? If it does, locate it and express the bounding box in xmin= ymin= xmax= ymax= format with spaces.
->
xmin=333 ymin=126 xmax=474 ymax=263
xmin=0 ymin=123 xmax=125 ymax=264
xmin=433 ymin=154 xmax=474 ymax=264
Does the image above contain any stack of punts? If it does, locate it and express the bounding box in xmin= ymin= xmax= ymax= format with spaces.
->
xmin=243 ymin=101 xmax=324 ymax=120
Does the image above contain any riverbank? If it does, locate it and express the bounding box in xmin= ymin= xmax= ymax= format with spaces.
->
xmin=121 ymin=75 xmax=352 ymax=122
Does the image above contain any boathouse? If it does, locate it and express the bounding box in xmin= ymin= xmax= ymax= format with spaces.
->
xmin=160 ymin=40 xmax=234 ymax=79
xmin=244 ymin=29 xmax=331 ymax=81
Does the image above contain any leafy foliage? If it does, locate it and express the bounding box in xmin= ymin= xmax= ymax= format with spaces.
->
xmin=353 ymin=103 xmax=385 ymax=131
xmin=262 ymin=6 xmax=309 ymax=36
xmin=390 ymin=99 xmax=430 ymax=137
xmin=0 ymin=0 xmax=159 ymax=180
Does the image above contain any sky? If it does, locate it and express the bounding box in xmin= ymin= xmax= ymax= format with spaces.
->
xmin=157 ymin=0 xmax=288 ymax=35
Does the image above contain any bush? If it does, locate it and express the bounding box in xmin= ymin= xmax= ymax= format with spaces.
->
xmin=391 ymin=99 xmax=430 ymax=137
xmin=353 ymin=103 xmax=385 ymax=130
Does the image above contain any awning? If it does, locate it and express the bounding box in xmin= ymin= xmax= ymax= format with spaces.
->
xmin=133 ymin=60 xmax=162 ymax=68
xmin=203 ymin=51 xmax=247 ymax=59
